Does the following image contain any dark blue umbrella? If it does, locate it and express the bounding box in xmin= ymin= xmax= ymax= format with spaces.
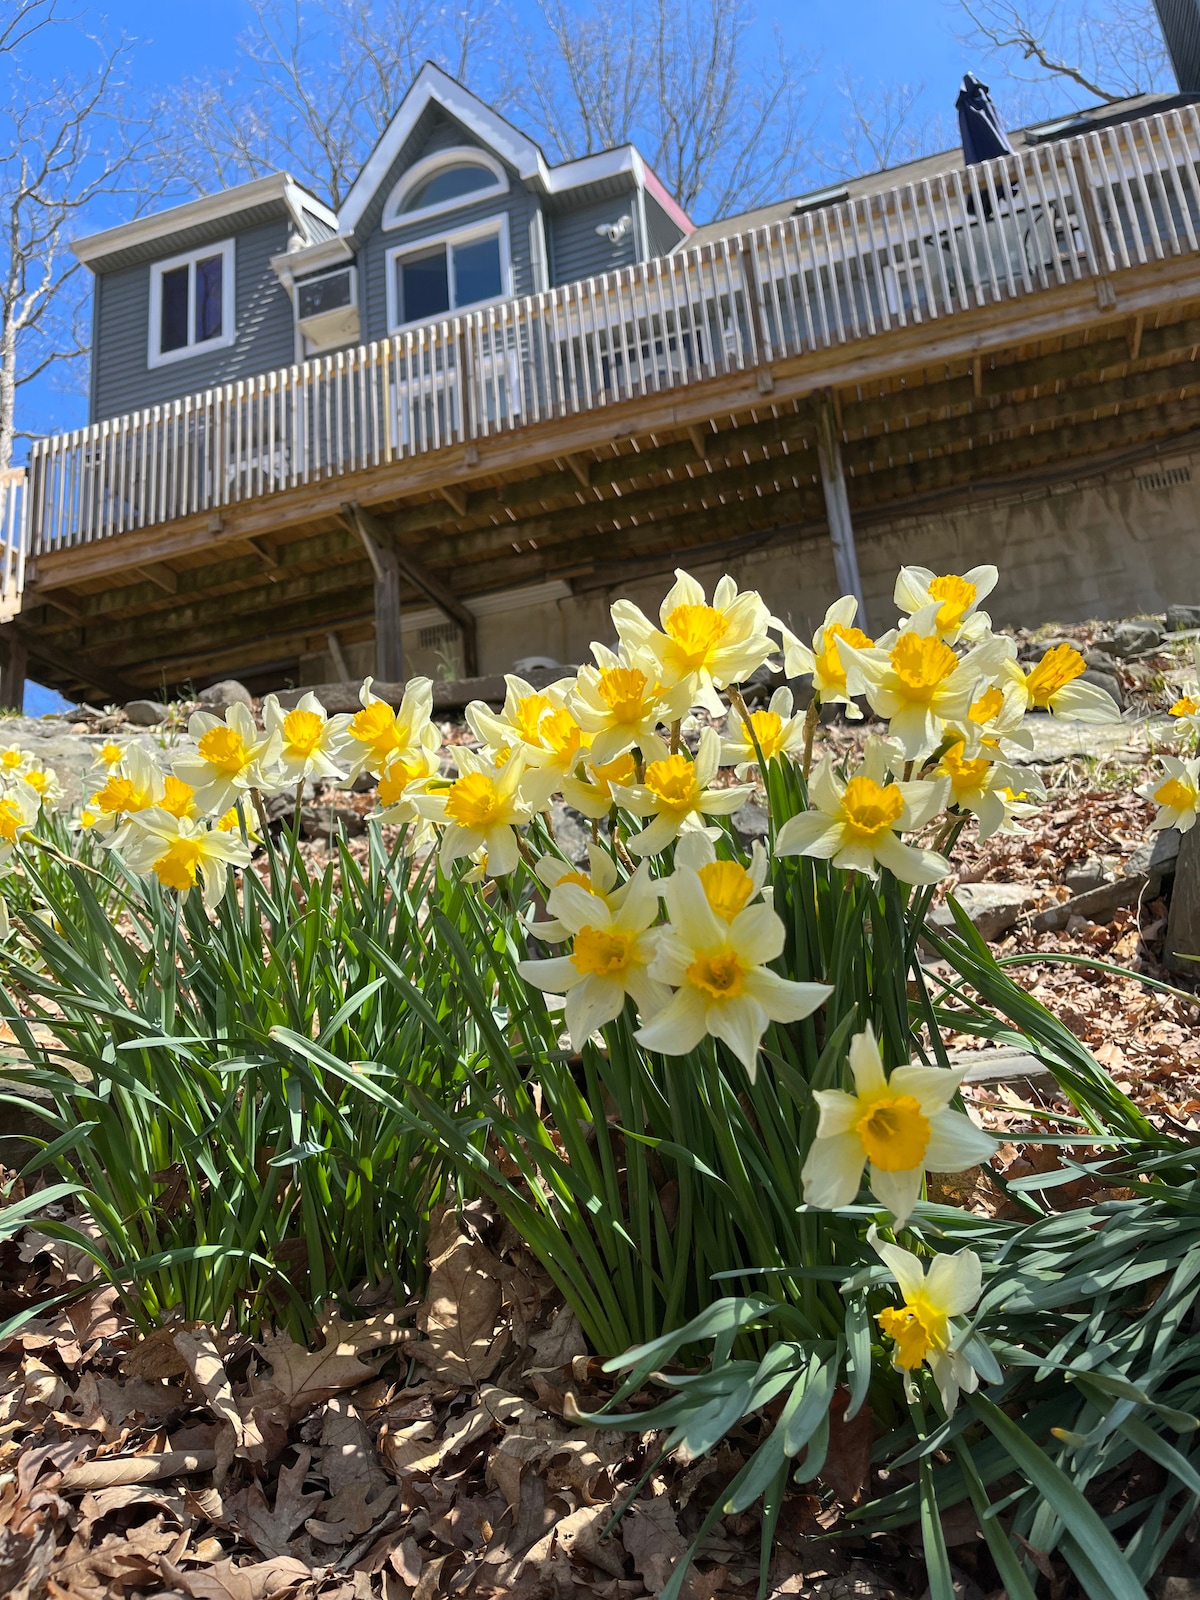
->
xmin=956 ymin=73 xmax=1014 ymax=217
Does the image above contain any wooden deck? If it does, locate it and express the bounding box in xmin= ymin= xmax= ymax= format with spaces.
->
xmin=10 ymin=107 xmax=1200 ymax=701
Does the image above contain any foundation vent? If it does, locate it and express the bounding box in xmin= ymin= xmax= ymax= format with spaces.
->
xmin=1136 ymin=464 xmax=1192 ymax=492
xmin=418 ymin=621 xmax=459 ymax=650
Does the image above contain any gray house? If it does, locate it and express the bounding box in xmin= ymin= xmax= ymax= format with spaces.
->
xmin=75 ymin=64 xmax=694 ymax=423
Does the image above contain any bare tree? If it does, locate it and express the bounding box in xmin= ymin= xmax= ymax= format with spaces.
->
xmin=957 ymin=0 xmax=1171 ymax=105
xmin=154 ymin=0 xmax=498 ymax=210
xmin=0 ymin=27 xmax=153 ymax=470
xmin=504 ymin=0 xmax=816 ymax=220
xmin=820 ymin=76 xmax=955 ymax=179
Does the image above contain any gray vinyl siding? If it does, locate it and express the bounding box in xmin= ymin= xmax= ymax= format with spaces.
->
xmin=547 ymin=193 xmax=639 ymax=286
xmin=90 ymin=218 xmax=296 ymax=422
xmin=355 ymin=111 xmax=537 ymax=342
xmin=644 ymin=191 xmax=686 ymax=261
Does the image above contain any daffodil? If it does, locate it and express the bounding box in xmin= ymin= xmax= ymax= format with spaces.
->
xmin=955 ymin=681 xmax=1033 ymax=755
xmin=868 ymin=1229 xmax=984 ymax=1413
xmin=777 ymin=596 xmax=874 ymax=717
xmin=894 ymin=564 xmax=998 ymax=643
xmin=89 ymin=739 xmax=127 ymax=778
xmin=612 ymin=570 xmax=776 ymax=714
xmin=1003 ymin=643 xmax=1120 ymax=722
xmin=372 ymin=746 xmax=441 ymax=832
xmin=1140 ymin=755 xmax=1200 ymax=833
xmin=559 ymin=753 xmax=639 ymax=819
xmin=801 ymin=1025 xmax=996 ymax=1225
xmin=720 ymin=687 xmax=807 ymax=776
xmin=173 ymin=704 xmax=280 ymax=815
xmin=85 ymin=747 xmax=171 ymax=835
xmin=635 ymin=866 xmax=831 ymax=1075
xmin=117 ymin=810 xmax=252 ymax=909
xmin=0 ymin=744 xmax=33 ymax=778
xmin=936 ymin=740 xmax=1036 ymax=841
xmin=774 ymin=740 xmax=950 ymax=883
xmin=839 ymin=633 xmax=1008 ymax=761
xmin=530 ymin=844 xmax=629 ymax=942
xmin=518 ymin=867 xmax=669 ymax=1048
xmin=345 ymin=677 xmax=439 ymax=781
xmin=611 ymin=728 xmax=753 ymax=857
xmin=673 ymin=830 xmax=769 ymax=918
xmin=21 ymin=766 xmax=63 ymax=812
xmin=0 ymin=783 xmax=40 ymax=865
xmin=415 ymin=748 xmax=551 ymax=877
xmin=262 ymin=692 xmax=353 ymax=784
xmin=466 ymin=674 xmax=577 ymax=766
xmin=570 ymin=643 xmax=688 ymax=764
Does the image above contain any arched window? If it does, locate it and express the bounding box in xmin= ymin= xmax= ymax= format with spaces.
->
xmin=383 ymin=148 xmax=508 ymax=230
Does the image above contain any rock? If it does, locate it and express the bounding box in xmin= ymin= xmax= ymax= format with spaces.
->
xmin=299 ymin=805 xmax=367 ymax=839
xmin=731 ymin=798 xmax=769 ymax=845
xmin=1165 ymin=605 xmax=1200 ymax=632
xmin=1083 ymin=649 xmax=1117 ymax=672
xmin=512 ymin=655 xmax=562 ymax=675
xmin=549 ymin=802 xmax=592 ymax=866
xmin=948 ymin=1047 xmax=1057 ymax=1094
xmin=1063 ymin=856 xmax=1108 ymax=895
xmin=1078 ymin=667 xmax=1124 ymax=711
xmin=198 ymin=679 xmax=253 ymax=713
xmin=1166 ymin=826 xmax=1200 ymax=975
xmin=1125 ymin=828 xmax=1181 ymax=898
xmin=928 ymin=882 xmax=1041 ymax=941
xmin=123 ymin=698 xmax=170 ymax=727
xmin=351 ymin=771 xmax=377 ymax=793
xmin=1109 ymin=620 xmax=1164 ymax=657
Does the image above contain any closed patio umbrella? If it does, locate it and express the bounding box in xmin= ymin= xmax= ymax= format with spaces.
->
xmin=957 ymin=73 xmax=1015 ymax=217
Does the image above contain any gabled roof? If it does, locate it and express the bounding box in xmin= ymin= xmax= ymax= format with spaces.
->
xmin=337 ymin=61 xmax=692 ymax=237
xmin=72 ymin=174 xmax=337 ymax=268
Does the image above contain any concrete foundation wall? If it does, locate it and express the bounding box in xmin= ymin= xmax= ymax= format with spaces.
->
xmin=298 ymin=450 xmax=1200 ymax=688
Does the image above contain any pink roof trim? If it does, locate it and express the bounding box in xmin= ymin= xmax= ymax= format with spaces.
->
xmin=641 ymin=165 xmax=693 ymax=237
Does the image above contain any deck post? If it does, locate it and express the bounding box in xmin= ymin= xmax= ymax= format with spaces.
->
xmin=341 ymin=504 xmax=404 ymax=682
xmin=0 ymin=628 xmax=27 ymax=712
xmin=814 ymin=393 xmax=867 ymax=627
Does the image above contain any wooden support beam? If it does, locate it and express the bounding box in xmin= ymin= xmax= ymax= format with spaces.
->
xmin=325 ymin=630 xmax=351 ymax=680
xmin=0 ymin=628 xmax=26 ymax=712
xmin=438 ymin=485 xmax=468 ymax=518
xmin=41 ymin=587 xmax=84 ymax=620
xmin=1127 ymin=312 xmax=1145 ymax=362
xmin=687 ymin=425 xmax=711 ymax=460
xmin=340 ymin=504 xmax=404 ymax=682
xmin=972 ymin=356 xmax=984 ymax=399
xmin=344 ymin=502 xmax=479 ymax=678
xmin=135 ymin=562 xmax=178 ymax=594
xmin=814 ymin=394 xmax=866 ymax=624
xmin=562 ymin=453 xmax=591 ymax=489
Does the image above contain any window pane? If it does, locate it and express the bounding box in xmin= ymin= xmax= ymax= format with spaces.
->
xmin=160 ymin=264 xmax=189 ymax=352
xmin=400 ymin=247 xmax=450 ymax=322
xmin=194 ymin=254 xmax=224 ymax=343
xmin=452 ymin=235 xmax=502 ymax=309
xmin=404 ymin=164 xmax=494 ymax=212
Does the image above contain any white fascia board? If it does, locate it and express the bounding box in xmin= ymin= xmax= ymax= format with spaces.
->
xmin=339 ymin=63 xmax=551 ymax=235
xmin=72 ymin=172 xmax=333 ymax=267
xmin=540 ymin=146 xmax=638 ymax=193
xmin=270 ymin=234 xmax=354 ymax=290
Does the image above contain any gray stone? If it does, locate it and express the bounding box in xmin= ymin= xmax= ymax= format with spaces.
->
xmin=731 ymin=798 xmax=770 ymax=845
xmin=1126 ymin=828 xmax=1181 ymax=898
xmin=1064 ymin=856 xmax=1108 ymax=895
xmin=198 ymin=679 xmax=254 ymax=713
xmin=1078 ymin=667 xmax=1124 ymax=711
xmin=1109 ymin=620 xmax=1164 ymax=657
xmin=123 ymin=698 xmax=169 ymax=727
xmin=300 ymin=805 xmax=367 ymax=840
xmin=1166 ymin=605 xmax=1200 ymax=632
xmin=948 ymin=1047 xmax=1057 ymax=1093
xmin=1083 ymin=649 xmax=1117 ymax=672
xmin=1166 ymin=826 xmax=1200 ymax=975
xmin=928 ymin=882 xmax=1041 ymax=941
xmin=549 ymin=801 xmax=591 ymax=866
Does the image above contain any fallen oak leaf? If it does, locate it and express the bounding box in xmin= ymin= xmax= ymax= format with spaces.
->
xmin=252 ymin=1305 xmax=408 ymax=1424
xmin=59 ymin=1449 xmax=217 ymax=1491
xmin=406 ymin=1231 xmax=505 ymax=1387
xmin=159 ymin=1555 xmax=314 ymax=1600
xmin=225 ymin=1448 xmax=325 ymax=1559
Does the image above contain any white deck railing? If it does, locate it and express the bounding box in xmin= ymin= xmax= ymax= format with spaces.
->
xmin=0 ymin=469 xmax=27 ymax=615
xmin=22 ymin=106 xmax=1200 ymax=573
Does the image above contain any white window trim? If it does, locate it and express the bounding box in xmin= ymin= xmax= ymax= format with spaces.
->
xmin=147 ymin=238 xmax=236 ymax=369
xmin=382 ymin=147 xmax=509 ymax=232
xmin=386 ymin=213 xmax=512 ymax=333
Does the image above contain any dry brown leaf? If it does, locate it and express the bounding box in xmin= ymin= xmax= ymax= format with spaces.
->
xmin=225 ymin=1448 xmax=325 ymax=1559
xmin=520 ymin=1504 xmax=627 ymax=1581
xmin=253 ymin=1305 xmax=408 ymax=1423
xmin=47 ymin=1513 xmax=180 ymax=1594
xmin=0 ymin=1481 xmax=65 ymax=1600
xmin=159 ymin=1554 xmax=314 ymax=1600
xmin=822 ymin=1389 xmax=873 ymax=1508
xmin=623 ymin=1496 xmax=689 ymax=1596
xmin=409 ymin=1228 xmax=505 ymax=1387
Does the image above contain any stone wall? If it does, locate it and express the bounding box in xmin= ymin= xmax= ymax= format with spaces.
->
xmin=297 ymin=446 xmax=1200 ymax=684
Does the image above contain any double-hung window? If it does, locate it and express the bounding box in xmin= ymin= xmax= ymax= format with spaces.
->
xmin=388 ymin=219 xmax=509 ymax=331
xmin=148 ymin=239 xmax=235 ymax=367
